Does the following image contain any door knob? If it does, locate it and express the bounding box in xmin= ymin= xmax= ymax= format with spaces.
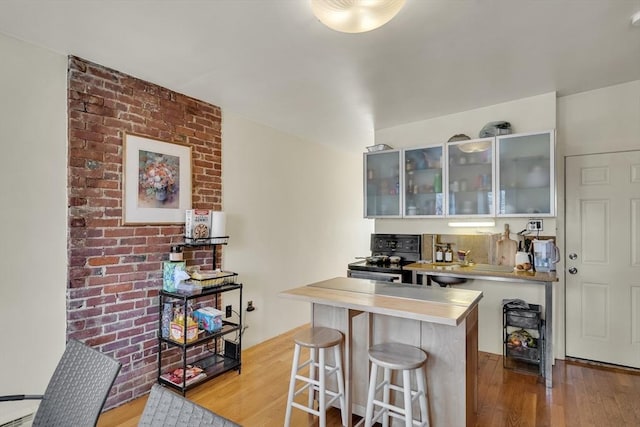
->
xmin=568 ymin=267 xmax=578 ymax=274
xmin=569 ymin=253 xmax=578 ymax=260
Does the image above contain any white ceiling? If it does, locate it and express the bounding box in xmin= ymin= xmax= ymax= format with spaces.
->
xmin=1 ymin=0 xmax=639 ymax=152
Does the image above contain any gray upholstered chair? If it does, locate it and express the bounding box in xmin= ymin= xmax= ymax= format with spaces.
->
xmin=138 ymin=383 xmax=241 ymax=427
xmin=0 ymin=339 xmax=121 ymax=427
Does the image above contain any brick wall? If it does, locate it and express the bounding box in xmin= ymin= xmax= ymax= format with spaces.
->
xmin=67 ymin=56 xmax=222 ymax=408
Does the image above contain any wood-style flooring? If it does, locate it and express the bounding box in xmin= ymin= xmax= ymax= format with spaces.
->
xmin=98 ymin=324 xmax=640 ymax=427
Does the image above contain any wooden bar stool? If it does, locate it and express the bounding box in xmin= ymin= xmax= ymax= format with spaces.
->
xmin=364 ymin=342 xmax=429 ymax=427
xmin=284 ymin=327 xmax=347 ymax=427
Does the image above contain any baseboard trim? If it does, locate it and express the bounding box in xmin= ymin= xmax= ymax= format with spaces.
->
xmin=565 ymin=356 xmax=640 ymax=375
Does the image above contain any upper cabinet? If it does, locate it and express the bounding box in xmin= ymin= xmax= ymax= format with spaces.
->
xmin=403 ymin=145 xmax=444 ymax=217
xmin=446 ymin=138 xmax=495 ymax=217
xmin=496 ymin=131 xmax=555 ymax=217
xmin=363 ymin=130 xmax=556 ymax=218
xmin=364 ymin=149 xmax=402 ymax=218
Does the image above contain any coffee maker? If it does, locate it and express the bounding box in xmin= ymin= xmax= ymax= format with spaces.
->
xmin=532 ymin=239 xmax=560 ymax=272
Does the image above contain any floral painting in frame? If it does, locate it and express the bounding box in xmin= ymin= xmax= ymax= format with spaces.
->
xmin=123 ymin=133 xmax=192 ymax=224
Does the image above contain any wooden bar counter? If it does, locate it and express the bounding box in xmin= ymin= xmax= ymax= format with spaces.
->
xmin=280 ymin=277 xmax=483 ymax=427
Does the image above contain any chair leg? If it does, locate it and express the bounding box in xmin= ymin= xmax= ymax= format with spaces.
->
xmin=318 ymin=348 xmax=326 ymax=427
xmin=416 ymin=366 xmax=429 ymax=427
xmin=308 ymin=347 xmax=316 ymax=410
xmin=284 ymin=344 xmax=301 ymax=427
xmin=364 ymin=362 xmax=378 ymax=427
xmin=333 ymin=344 xmax=347 ymax=427
xmin=402 ymin=369 xmax=412 ymax=427
xmin=382 ymin=367 xmax=391 ymax=427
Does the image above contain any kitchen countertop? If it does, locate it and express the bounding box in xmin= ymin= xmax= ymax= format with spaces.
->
xmin=404 ymin=262 xmax=559 ymax=283
xmin=280 ymin=276 xmax=483 ymax=326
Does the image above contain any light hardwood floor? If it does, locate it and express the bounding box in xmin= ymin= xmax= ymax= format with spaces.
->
xmin=98 ymin=324 xmax=640 ymax=426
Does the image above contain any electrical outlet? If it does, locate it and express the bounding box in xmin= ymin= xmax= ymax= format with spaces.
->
xmin=527 ymin=219 xmax=543 ymax=232
xmin=225 ymin=305 xmax=232 ymax=318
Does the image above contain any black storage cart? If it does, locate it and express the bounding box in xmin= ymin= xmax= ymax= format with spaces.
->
xmin=503 ymin=302 xmax=544 ymax=376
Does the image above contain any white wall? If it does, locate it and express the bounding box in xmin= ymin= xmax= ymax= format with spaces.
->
xmin=556 ymin=81 xmax=640 ymax=261
xmin=0 ymin=32 xmax=67 ymax=408
xmin=374 ymin=92 xmax=558 ymax=355
xmin=558 ymin=80 xmax=640 ymax=156
xmin=221 ymin=112 xmax=372 ymax=348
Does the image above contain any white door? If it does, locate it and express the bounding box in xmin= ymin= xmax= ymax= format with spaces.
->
xmin=565 ymin=151 xmax=640 ymax=368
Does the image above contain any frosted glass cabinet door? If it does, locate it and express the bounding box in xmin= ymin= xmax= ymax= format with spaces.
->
xmin=446 ymin=138 xmax=494 ymax=216
xmin=364 ymin=150 xmax=401 ymax=217
xmin=496 ymin=131 xmax=555 ymax=216
xmin=403 ymin=145 xmax=444 ymax=217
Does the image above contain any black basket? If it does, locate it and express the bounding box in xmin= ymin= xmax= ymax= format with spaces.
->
xmin=505 ymin=303 xmax=541 ymax=329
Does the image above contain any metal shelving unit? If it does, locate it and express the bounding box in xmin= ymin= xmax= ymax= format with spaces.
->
xmin=158 ymin=282 xmax=242 ymax=395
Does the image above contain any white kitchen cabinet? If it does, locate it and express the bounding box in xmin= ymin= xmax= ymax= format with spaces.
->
xmin=402 ymin=145 xmax=444 ymax=217
xmin=363 ymin=130 xmax=556 ymax=219
xmin=364 ymin=149 xmax=402 ymax=218
xmin=446 ymin=138 xmax=495 ymax=217
xmin=496 ymin=131 xmax=555 ymax=216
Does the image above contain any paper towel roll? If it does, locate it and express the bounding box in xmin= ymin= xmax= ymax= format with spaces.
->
xmin=211 ymin=211 xmax=226 ymax=237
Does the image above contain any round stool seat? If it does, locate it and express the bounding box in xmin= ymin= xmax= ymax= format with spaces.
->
xmin=368 ymin=342 xmax=427 ymax=370
xmin=294 ymin=326 xmax=343 ymax=349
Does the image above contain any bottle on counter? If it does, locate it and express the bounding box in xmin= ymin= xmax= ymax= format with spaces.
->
xmin=435 ymin=244 xmax=444 ymax=262
xmin=444 ymin=244 xmax=454 ymax=263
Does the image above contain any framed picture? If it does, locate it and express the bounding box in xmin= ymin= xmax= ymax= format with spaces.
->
xmin=123 ymin=133 xmax=192 ymax=225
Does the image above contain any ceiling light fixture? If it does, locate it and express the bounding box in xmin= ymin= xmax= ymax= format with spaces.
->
xmin=311 ymin=0 xmax=406 ymax=34
xmin=632 ymin=11 xmax=640 ymax=27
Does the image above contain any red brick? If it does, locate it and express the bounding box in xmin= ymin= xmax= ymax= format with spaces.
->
xmin=87 ymin=256 xmax=120 ymax=266
xmin=117 ymin=327 xmax=145 ymax=340
xmin=119 ymin=272 xmax=149 ymax=282
xmin=86 ymin=295 xmax=117 ymax=306
xmin=86 ymin=333 xmax=117 ymax=347
xmin=88 ymin=275 xmax=117 ymax=286
xmin=103 ymin=282 xmax=134 ymax=294
xmin=105 ymin=301 xmax=135 ymax=314
xmin=86 ymin=238 xmax=118 ymax=247
xmin=117 ymin=290 xmax=146 ymax=301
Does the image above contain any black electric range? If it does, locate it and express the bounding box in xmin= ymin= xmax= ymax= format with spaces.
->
xmin=347 ymin=234 xmax=422 ymax=283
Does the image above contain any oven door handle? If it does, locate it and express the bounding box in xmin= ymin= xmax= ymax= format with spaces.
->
xmin=347 ymin=270 xmax=402 ymax=282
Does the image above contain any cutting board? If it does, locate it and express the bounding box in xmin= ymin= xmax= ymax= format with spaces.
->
xmin=496 ymin=224 xmax=517 ymax=267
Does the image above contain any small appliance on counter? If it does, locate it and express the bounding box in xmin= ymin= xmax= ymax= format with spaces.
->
xmin=532 ymin=239 xmax=560 ymax=272
xmin=347 ymin=234 xmax=422 ymax=283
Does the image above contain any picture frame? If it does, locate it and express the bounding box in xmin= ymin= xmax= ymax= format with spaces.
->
xmin=123 ymin=133 xmax=192 ymax=225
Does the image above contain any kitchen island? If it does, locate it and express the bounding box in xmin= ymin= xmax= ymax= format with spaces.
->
xmin=280 ymin=276 xmax=483 ymax=427
xmin=404 ymin=262 xmax=558 ymax=388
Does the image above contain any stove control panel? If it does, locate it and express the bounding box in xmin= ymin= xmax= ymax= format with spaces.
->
xmin=371 ymin=234 xmax=421 ymax=254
